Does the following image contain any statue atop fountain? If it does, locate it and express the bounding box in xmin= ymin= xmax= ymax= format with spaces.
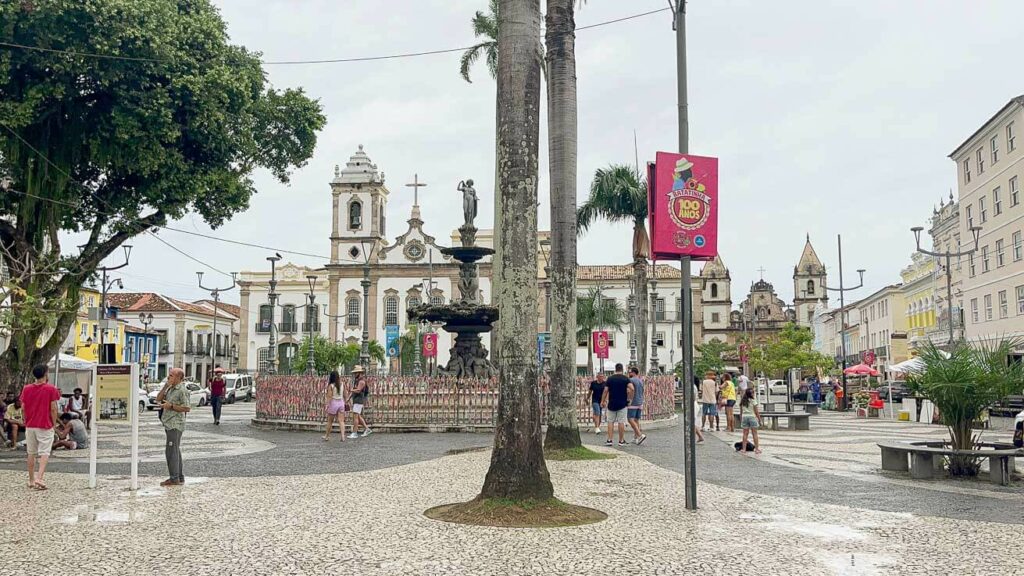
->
xmin=407 ymin=179 xmax=498 ymax=378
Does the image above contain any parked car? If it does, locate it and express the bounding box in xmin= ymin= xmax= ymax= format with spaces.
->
xmin=224 ymin=374 xmax=254 ymax=403
xmin=768 ymin=379 xmax=788 ymax=395
xmin=873 ymin=381 xmax=909 ymax=403
xmin=147 ymin=380 xmax=207 ymax=410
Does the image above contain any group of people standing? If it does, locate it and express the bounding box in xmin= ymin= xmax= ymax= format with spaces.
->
xmin=588 ymin=364 xmax=647 ymax=446
xmin=697 ymin=371 xmax=762 ymax=454
xmin=322 ymin=365 xmax=372 ymax=442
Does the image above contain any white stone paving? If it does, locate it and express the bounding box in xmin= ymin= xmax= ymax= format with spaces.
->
xmin=1 ymin=448 xmax=1020 ymax=575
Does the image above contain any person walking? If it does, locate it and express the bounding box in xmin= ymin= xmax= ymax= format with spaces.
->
xmin=156 ymin=368 xmax=190 ymax=487
xmin=626 ymin=366 xmax=646 ymax=445
xmin=588 ymin=372 xmax=606 ymax=434
xmin=738 ymin=387 xmax=763 ymax=454
xmin=20 ymin=364 xmax=60 ymax=490
xmin=208 ymin=366 xmax=226 ymax=425
xmin=601 ymin=363 xmax=634 ymax=447
xmin=720 ymin=373 xmax=737 ymax=432
xmin=323 ymin=370 xmax=347 ymax=442
xmin=347 ymin=366 xmax=371 ymax=439
xmin=699 ymin=371 xmax=719 ymax=432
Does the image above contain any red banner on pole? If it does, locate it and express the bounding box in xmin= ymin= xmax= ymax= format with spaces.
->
xmin=423 ymin=333 xmax=438 ymax=358
xmin=649 ymin=151 xmax=719 ymax=261
xmin=593 ymin=331 xmax=609 ymax=359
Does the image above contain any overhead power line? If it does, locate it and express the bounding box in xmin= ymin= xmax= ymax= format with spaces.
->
xmin=0 ymin=7 xmax=670 ymax=66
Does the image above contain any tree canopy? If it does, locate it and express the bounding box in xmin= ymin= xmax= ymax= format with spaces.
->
xmin=693 ymin=338 xmax=730 ymax=378
xmin=748 ymin=323 xmax=834 ymax=377
xmin=0 ymin=0 xmax=326 ymax=387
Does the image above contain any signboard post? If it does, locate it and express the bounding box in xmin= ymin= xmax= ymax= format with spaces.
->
xmin=593 ymin=331 xmax=610 ymax=364
xmin=649 ymin=151 xmax=719 ymax=512
xmin=89 ymin=363 xmax=140 ymax=490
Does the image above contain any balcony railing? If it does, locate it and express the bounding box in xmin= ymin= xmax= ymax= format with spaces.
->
xmin=185 ymin=344 xmax=195 ymax=355
xmin=279 ymin=322 xmax=298 ymax=334
xmin=255 ymin=321 xmax=272 ymax=334
xmin=301 ymin=322 xmax=321 ymax=333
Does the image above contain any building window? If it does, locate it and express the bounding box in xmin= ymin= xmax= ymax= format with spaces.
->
xmin=80 ymin=323 xmax=88 ymax=340
xmin=1009 ymin=121 xmax=1017 ymax=152
xmin=971 ymin=298 xmax=978 ymax=323
xmin=710 ymin=283 xmax=718 ymax=298
xmin=994 ymin=187 xmax=1002 ymax=216
xmin=1011 ymin=176 xmax=1020 ymax=206
xmin=990 ymin=135 xmax=1000 ymax=164
xmin=257 ymin=347 xmax=273 ymax=373
xmin=655 ymin=298 xmax=666 ymax=321
xmin=963 ymin=160 xmax=971 ymax=184
xmin=966 ymin=205 xmax=973 ymax=228
xmin=384 ymin=296 xmax=398 ymax=326
xmin=998 ymin=290 xmax=1008 ymax=319
xmin=1013 ymin=231 xmax=1022 ymax=261
xmin=346 ymin=298 xmax=360 ymax=327
xmin=979 ymin=197 xmax=987 ymax=223
xmin=429 ymin=293 xmax=445 ymax=306
xmin=982 ymin=245 xmax=990 ymax=273
xmin=711 ymin=312 xmax=720 ymax=324
xmin=1017 ymin=286 xmax=1024 ymax=315
xmin=654 ymin=331 xmax=665 ymax=347
xmin=984 ymin=294 xmax=993 ymax=321
xmin=282 ymin=305 xmax=296 ymax=332
xmin=348 ymin=200 xmax=362 ymax=230
xmin=407 ymin=295 xmax=422 ymax=309
xmin=977 ymin=148 xmax=984 ymax=174
xmin=806 ymin=280 xmax=815 ymax=296
xmin=258 ymin=304 xmax=272 ymax=332
xmin=303 ymin=304 xmax=319 ymax=332
xmin=996 ymin=239 xmax=1005 ymax=267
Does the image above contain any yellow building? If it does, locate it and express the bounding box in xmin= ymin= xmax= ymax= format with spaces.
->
xmin=72 ymin=286 xmax=125 ymax=363
xmin=900 ymin=252 xmax=937 ymax=350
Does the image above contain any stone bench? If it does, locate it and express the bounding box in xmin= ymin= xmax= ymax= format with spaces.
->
xmin=734 ymin=411 xmax=810 ymax=431
xmin=792 ymin=402 xmax=820 ymax=415
xmin=877 ymin=441 xmax=1023 ymax=486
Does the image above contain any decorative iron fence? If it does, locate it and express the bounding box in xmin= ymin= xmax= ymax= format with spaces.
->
xmin=255 ymin=375 xmax=676 ymax=428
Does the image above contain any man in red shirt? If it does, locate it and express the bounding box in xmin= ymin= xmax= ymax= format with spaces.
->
xmin=20 ymin=364 xmax=60 ymax=490
xmin=208 ymin=366 xmax=226 ymax=425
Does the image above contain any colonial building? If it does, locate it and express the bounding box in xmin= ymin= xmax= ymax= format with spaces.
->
xmin=951 ymin=95 xmax=1024 ymax=346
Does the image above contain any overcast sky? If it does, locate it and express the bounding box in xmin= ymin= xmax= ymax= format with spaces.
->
xmin=95 ymin=0 xmax=1024 ymax=307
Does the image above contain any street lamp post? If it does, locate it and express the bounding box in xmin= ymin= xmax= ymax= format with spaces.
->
xmin=359 ymin=241 xmax=371 ymax=369
xmin=305 ymin=275 xmax=319 ymax=375
xmin=539 ymin=238 xmax=552 ymax=373
xmin=628 ymin=286 xmax=638 ymax=370
xmin=95 ymin=244 xmax=132 ymax=364
xmin=138 ymin=312 xmax=153 ymax=383
xmin=266 ymin=253 xmax=282 ymax=374
xmin=823 ymin=235 xmax=865 ymax=411
xmin=596 ymin=282 xmax=605 ymax=374
xmin=911 ymin=225 xmax=981 ymax=347
xmin=197 ymin=271 xmax=237 ymax=380
xmin=649 ymin=263 xmax=660 ymax=374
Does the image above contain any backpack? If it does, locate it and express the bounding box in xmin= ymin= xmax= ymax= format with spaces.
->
xmin=1014 ymin=420 xmax=1023 ymax=448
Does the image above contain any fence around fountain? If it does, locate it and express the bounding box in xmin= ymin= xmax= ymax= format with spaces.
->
xmin=253 ymin=375 xmax=677 ymax=432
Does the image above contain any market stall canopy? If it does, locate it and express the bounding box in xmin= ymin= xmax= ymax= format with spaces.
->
xmin=50 ymin=354 xmax=96 ymax=371
xmin=49 ymin=354 xmax=96 ymax=393
xmin=889 ymin=357 xmax=925 ymax=375
xmin=844 ymin=363 xmax=880 ymax=377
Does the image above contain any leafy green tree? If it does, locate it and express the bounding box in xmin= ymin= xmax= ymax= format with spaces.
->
xmin=748 ymin=323 xmax=834 ymax=377
xmin=575 ymin=287 xmax=625 ymax=374
xmin=693 ymin=338 xmax=730 ymax=379
xmin=578 ymin=165 xmax=651 ymax=372
xmin=908 ymin=340 xmax=1024 ymax=476
xmin=0 ymin=1 xmax=326 ymax=390
xmin=290 ymin=335 xmax=354 ymax=375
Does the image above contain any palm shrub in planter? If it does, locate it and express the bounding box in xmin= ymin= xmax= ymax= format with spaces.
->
xmin=906 ymin=340 xmax=1024 ymax=476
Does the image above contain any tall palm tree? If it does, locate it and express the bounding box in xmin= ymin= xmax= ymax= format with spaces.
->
xmin=578 ymin=164 xmax=651 ymax=372
xmin=576 ymin=287 xmax=626 ymax=374
xmin=459 ymin=0 xmax=499 ymax=83
xmin=480 ymin=0 xmax=553 ymax=501
xmin=542 ymin=0 xmax=580 ymax=451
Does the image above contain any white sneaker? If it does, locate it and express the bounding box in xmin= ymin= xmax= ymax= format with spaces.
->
xmin=361 ymin=428 xmax=372 ymax=437
xmin=347 ymin=433 xmax=359 ymax=439
xmin=594 ymin=427 xmax=601 ymax=434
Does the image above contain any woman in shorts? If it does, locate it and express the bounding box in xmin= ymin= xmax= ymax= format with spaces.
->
xmin=322 ymin=371 xmax=346 ymax=442
xmin=738 ymin=388 xmax=762 ymax=454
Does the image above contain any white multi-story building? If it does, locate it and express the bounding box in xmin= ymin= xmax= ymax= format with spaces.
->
xmin=951 ymin=95 xmax=1024 ymax=347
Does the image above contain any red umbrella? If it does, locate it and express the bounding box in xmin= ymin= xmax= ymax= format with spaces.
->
xmin=844 ymin=363 xmax=880 ymax=377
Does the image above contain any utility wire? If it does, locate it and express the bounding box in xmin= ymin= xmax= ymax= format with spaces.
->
xmin=0 ymin=7 xmax=669 ymax=66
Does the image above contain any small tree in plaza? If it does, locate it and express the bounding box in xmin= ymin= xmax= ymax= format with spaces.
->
xmin=748 ymin=323 xmax=834 ymax=378
xmin=907 ymin=340 xmax=1024 ymax=477
xmin=0 ymin=0 xmax=325 ymax=390
xmin=693 ymin=339 xmax=730 ymax=380
xmin=575 ymin=288 xmax=625 ymax=374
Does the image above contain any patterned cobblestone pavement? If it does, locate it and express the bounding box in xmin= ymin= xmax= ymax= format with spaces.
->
xmin=1 ymin=449 xmax=1020 ymax=576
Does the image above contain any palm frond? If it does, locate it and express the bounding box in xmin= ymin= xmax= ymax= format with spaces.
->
xmin=460 ymin=43 xmax=487 ymax=83
xmin=577 ymin=164 xmax=647 ymax=236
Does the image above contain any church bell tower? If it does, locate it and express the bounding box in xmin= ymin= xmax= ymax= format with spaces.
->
xmin=330 ymin=145 xmax=389 ymax=265
xmin=793 ymin=235 xmax=828 ymax=327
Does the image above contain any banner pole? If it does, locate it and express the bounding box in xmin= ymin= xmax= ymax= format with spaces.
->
xmin=680 ymin=256 xmax=697 ymax=510
xmin=130 ymin=363 xmax=139 ymax=491
xmin=88 ymin=364 xmax=98 ymax=489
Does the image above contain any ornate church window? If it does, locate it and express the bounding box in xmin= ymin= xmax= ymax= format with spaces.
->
xmin=806 ymin=280 xmax=815 ymax=296
xmin=711 ymin=283 xmax=718 ymax=298
xmin=346 ymin=298 xmax=360 ymax=326
xmin=384 ymin=296 xmax=399 ymax=326
xmin=349 ymin=200 xmax=362 ymax=230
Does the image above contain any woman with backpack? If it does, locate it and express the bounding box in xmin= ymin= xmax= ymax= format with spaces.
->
xmin=738 ymin=387 xmax=762 ymax=454
xmin=322 ymin=371 xmax=347 ymax=442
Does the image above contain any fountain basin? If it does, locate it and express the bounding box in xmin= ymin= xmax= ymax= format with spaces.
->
xmin=441 ymin=246 xmax=494 ymax=264
xmin=408 ymin=303 xmax=498 ymax=330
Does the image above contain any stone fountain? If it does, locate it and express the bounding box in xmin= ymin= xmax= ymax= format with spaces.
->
xmin=407 ymin=179 xmax=498 ymax=378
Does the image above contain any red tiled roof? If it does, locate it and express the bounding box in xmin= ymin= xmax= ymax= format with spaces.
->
xmin=194 ymin=299 xmax=241 ymax=318
xmin=106 ymin=292 xmax=234 ymax=320
xmin=576 ymin=264 xmax=682 ymax=281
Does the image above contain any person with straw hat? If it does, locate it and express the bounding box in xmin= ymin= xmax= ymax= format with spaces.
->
xmin=347 ymin=365 xmax=371 ymax=439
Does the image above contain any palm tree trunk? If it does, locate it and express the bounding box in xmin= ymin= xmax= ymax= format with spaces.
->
xmin=480 ymin=0 xmax=553 ymax=500
xmin=542 ymin=0 xmax=580 ymax=451
xmin=633 ymin=257 xmax=649 ymax=372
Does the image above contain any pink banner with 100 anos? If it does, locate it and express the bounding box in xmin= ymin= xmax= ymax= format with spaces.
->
xmin=649 ymin=151 xmax=719 ymax=261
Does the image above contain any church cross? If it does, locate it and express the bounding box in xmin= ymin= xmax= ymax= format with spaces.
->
xmin=757 ymin=266 xmax=766 ymax=280
xmin=405 ymin=173 xmax=427 ymax=205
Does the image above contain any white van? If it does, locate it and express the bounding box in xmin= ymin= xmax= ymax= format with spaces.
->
xmin=223 ymin=374 xmax=254 ymax=403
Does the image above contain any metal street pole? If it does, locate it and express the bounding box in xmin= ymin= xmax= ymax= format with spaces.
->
xmin=596 ymin=282 xmax=605 ymax=373
xmin=266 ymin=253 xmax=282 ymax=375
xmin=96 ymin=244 xmax=131 ymax=364
xmin=823 ymin=235 xmax=865 ymax=411
xmin=198 ymin=271 xmax=237 ymax=380
xmin=649 ymin=271 xmax=660 ymax=374
xmin=672 ymin=0 xmax=697 ymax=511
xmin=305 ymin=275 xmax=319 ymax=375
xmin=139 ymin=313 xmax=153 ymax=384
xmin=910 ymin=225 xmax=981 ymax=347
xmin=628 ymin=289 xmax=638 ymax=370
xmin=360 ymin=242 xmax=371 ymax=369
